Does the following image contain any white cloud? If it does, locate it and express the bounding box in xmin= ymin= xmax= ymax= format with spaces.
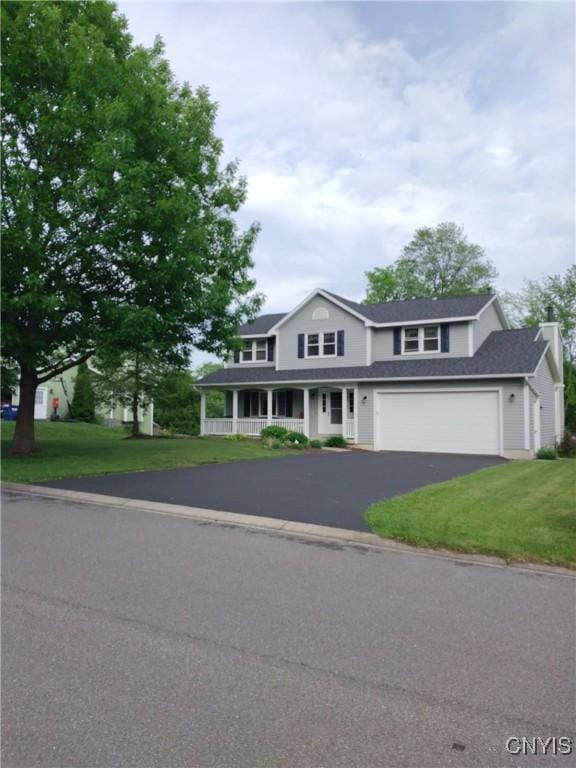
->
xmin=119 ymin=0 xmax=575 ymax=325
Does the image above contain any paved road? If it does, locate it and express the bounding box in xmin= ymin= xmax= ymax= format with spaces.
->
xmin=2 ymin=489 xmax=574 ymax=767
xmin=41 ymin=451 xmax=505 ymax=531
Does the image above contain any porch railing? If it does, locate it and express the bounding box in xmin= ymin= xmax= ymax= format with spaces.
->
xmin=202 ymin=418 xmax=305 ymax=437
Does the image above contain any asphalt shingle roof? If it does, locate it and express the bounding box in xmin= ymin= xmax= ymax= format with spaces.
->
xmin=323 ymin=291 xmax=495 ymax=323
xmin=238 ymin=313 xmax=287 ymax=335
xmin=198 ymin=328 xmax=546 ymax=386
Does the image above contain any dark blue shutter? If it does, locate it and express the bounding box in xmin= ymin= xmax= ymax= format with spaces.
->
xmin=267 ymin=337 xmax=275 ymax=362
xmin=440 ymin=324 xmax=450 ymax=353
xmin=233 ymin=349 xmax=240 ymax=363
xmin=337 ymin=330 xmax=345 ymax=356
xmin=393 ymin=328 xmax=401 ymax=355
xmin=297 ymin=333 xmax=305 ymax=358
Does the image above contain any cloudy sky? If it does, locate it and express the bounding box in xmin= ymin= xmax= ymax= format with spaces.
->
xmin=119 ymin=0 xmax=574 ymax=361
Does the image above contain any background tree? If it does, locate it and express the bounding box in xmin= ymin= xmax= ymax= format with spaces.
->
xmin=70 ymin=361 xmax=96 ymax=423
xmin=365 ymin=223 xmax=497 ymax=303
xmin=154 ymin=362 xmax=225 ymax=436
xmin=2 ymin=1 xmax=261 ymax=455
xmin=501 ymin=266 xmax=576 ymax=432
xmin=93 ymin=343 xmax=170 ymax=437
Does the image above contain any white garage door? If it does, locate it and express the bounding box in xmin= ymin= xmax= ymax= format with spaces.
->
xmin=375 ymin=390 xmax=501 ymax=456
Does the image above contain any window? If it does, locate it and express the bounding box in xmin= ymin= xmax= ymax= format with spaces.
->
xmin=306 ymin=331 xmax=336 ymax=358
xmin=312 ymin=306 xmax=330 ymax=320
xmin=402 ymin=326 xmax=440 ymax=354
xmin=307 ymin=333 xmax=320 ymax=357
xmin=348 ymin=391 xmax=354 ymax=415
xmin=273 ymin=390 xmax=293 ymax=417
xmin=244 ymin=391 xmax=267 ymax=417
xmin=241 ymin=339 xmax=267 ymax=362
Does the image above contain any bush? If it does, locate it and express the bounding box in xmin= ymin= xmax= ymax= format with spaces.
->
xmin=260 ymin=425 xmax=288 ymax=440
xmin=71 ymin=362 xmax=95 ymax=422
xmin=309 ymin=439 xmax=323 ymax=449
xmin=226 ymin=432 xmax=248 ymax=440
xmin=536 ymin=446 xmax=557 ymax=460
xmin=284 ymin=430 xmax=309 ymax=446
xmin=557 ymin=430 xmax=576 ymax=458
xmin=324 ymin=435 xmax=348 ymax=448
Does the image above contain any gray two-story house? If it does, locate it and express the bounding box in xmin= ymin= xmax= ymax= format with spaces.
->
xmin=197 ymin=290 xmax=564 ymax=458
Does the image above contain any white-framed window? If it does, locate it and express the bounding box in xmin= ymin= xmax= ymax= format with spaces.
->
xmin=402 ymin=326 xmax=440 ymax=354
xmin=241 ymin=339 xmax=267 ymax=363
xmin=348 ymin=390 xmax=354 ymax=415
xmin=312 ymin=307 xmax=330 ymax=320
xmin=306 ymin=331 xmax=336 ymax=358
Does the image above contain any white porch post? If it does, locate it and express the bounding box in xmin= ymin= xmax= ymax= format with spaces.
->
xmin=232 ymin=389 xmax=238 ymax=433
xmin=267 ymin=389 xmax=273 ymax=427
xmin=200 ymin=391 xmax=206 ymax=436
xmin=303 ymin=388 xmax=310 ymax=437
xmin=354 ymin=385 xmax=359 ymax=444
xmin=341 ymin=387 xmax=347 ymax=439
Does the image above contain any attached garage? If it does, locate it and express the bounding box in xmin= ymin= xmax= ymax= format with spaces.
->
xmin=374 ymin=389 xmax=502 ymax=456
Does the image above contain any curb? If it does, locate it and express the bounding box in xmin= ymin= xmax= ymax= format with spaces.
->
xmin=2 ymin=482 xmax=575 ymax=579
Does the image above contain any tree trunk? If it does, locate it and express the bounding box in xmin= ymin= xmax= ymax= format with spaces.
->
xmin=9 ymin=367 xmax=39 ymax=456
xmin=131 ymin=353 xmax=140 ymax=438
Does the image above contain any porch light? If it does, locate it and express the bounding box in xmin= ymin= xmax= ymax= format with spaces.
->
xmin=508 ymin=393 xmax=515 ymax=402
xmin=362 ymin=395 xmax=367 ymax=404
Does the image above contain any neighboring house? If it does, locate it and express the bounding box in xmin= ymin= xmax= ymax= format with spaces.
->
xmin=10 ymin=363 xmax=154 ymax=436
xmin=197 ymin=290 xmax=564 ymax=458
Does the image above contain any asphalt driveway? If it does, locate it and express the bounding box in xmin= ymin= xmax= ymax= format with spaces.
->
xmin=41 ymin=451 xmax=505 ymax=531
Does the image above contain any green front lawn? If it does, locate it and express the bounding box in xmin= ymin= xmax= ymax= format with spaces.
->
xmin=1 ymin=421 xmax=290 ymax=484
xmin=365 ymin=460 xmax=576 ymax=569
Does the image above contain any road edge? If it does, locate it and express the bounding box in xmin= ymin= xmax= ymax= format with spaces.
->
xmin=2 ymin=481 xmax=575 ymax=579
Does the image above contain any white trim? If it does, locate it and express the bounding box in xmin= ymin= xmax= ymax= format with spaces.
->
xmin=305 ymin=330 xmax=337 ymax=359
xmin=368 ymin=314 xmax=479 ymax=329
xmin=267 ymin=389 xmax=273 ymax=427
xmin=523 ymin=382 xmax=530 ymax=450
xmin=401 ymin=325 xmax=440 ymax=355
xmin=237 ymin=333 xmax=271 ymax=339
xmin=372 ymin=386 xmax=504 ymax=456
xmin=199 ymin=372 xmax=535 ymax=388
xmin=269 ymin=289 xmax=370 ymax=332
xmin=468 ymin=323 xmax=474 ymax=357
xmin=533 ymin=398 xmax=541 ymax=452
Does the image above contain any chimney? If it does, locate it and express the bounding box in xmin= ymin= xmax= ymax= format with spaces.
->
xmin=540 ymin=309 xmax=563 ymax=382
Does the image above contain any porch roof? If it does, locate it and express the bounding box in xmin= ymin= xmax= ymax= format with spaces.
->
xmin=198 ymin=328 xmax=547 ymax=387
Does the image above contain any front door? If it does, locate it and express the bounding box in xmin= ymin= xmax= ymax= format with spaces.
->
xmin=318 ymin=389 xmax=343 ymax=435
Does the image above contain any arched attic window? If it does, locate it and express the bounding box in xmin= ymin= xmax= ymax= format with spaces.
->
xmin=312 ymin=306 xmax=330 ymax=320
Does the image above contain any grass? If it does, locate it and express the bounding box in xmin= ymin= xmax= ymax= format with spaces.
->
xmin=365 ymin=460 xmax=576 ymax=569
xmin=1 ymin=421 xmax=291 ymax=484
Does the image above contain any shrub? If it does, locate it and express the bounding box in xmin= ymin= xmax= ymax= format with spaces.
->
xmin=324 ymin=435 xmax=348 ymax=448
xmin=284 ymin=430 xmax=309 ymax=446
xmin=309 ymin=439 xmax=323 ymax=449
xmin=260 ymin=425 xmax=288 ymax=440
xmin=226 ymin=432 xmax=248 ymax=440
xmin=557 ymin=430 xmax=576 ymax=458
xmin=71 ymin=362 xmax=95 ymax=422
xmin=536 ymin=446 xmax=557 ymax=460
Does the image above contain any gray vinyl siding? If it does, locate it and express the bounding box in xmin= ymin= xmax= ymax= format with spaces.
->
xmin=371 ymin=322 xmax=470 ymax=361
xmin=473 ymin=301 xmax=503 ymax=352
xmin=227 ymin=337 xmax=275 ymax=368
xmin=532 ymin=354 xmax=556 ymax=447
xmin=277 ymin=296 xmax=366 ymax=369
xmin=358 ymin=379 xmax=525 ymax=452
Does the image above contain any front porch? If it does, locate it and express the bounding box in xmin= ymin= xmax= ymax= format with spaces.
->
xmin=200 ymin=386 xmax=358 ymax=442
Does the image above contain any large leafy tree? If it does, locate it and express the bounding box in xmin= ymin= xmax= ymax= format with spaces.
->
xmin=365 ymin=223 xmax=497 ymax=303
xmin=501 ymin=266 xmax=576 ymax=431
xmin=2 ymin=1 xmax=261 ymax=454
